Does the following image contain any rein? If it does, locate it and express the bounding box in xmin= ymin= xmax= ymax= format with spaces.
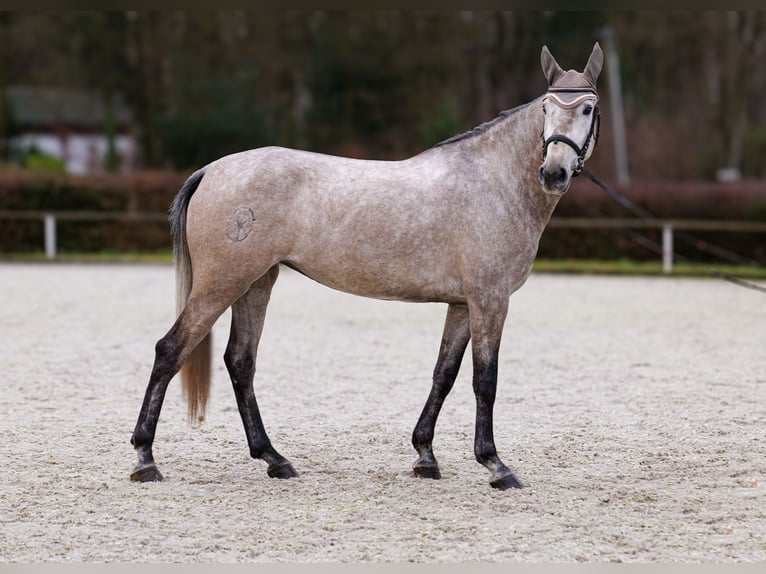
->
xmin=541 ymin=90 xmax=600 ymax=177
xmin=581 ymin=166 xmax=766 ymax=294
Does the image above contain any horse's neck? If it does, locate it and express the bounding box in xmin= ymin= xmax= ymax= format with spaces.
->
xmin=485 ymin=98 xmax=561 ymax=229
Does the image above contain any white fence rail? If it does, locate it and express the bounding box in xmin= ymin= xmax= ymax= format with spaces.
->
xmin=545 ymin=217 xmax=766 ymax=272
xmin=0 ymin=210 xmax=168 ymax=259
xmin=2 ymin=211 xmax=766 ymax=272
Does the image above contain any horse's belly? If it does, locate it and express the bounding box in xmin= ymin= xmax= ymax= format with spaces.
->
xmin=285 ymin=254 xmax=466 ymax=304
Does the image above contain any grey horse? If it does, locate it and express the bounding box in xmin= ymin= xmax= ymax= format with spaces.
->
xmin=130 ymin=43 xmax=603 ymax=490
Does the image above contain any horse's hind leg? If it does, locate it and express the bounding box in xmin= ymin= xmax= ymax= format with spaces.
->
xmin=130 ymin=288 xmax=242 ymax=482
xmin=224 ymin=266 xmax=297 ymax=480
xmin=412 ymin=303 xmax=470 ymax=479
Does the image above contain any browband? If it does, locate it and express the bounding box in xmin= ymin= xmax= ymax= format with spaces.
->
xmin=545 ymin=91 xmax=598 ymax=109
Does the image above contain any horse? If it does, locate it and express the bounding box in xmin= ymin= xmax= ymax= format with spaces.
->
xmin=130 ymin=43 xmax=603 ymax=490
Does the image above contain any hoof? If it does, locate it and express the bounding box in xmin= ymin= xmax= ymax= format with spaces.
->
xmin=413 ymin=465 xmax=441 ymax=480
xmin=490 ymin=471 xmax=525 ymax=490
xmin=267 ymin=461 xmax=298 ymax=479
xmin=130 ymin=464 xmax=164 ymax=483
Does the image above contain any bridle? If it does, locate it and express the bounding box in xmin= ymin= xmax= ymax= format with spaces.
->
xmin=541 ymin=88 xmax=601 ymax=177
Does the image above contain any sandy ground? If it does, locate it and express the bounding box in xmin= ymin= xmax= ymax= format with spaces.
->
xmin=0 ymin=262 xmax=764 ymax=563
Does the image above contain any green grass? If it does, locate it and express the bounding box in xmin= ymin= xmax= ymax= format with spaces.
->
xmin=0 ymin=250 xmax=173 ymax=264
xmin=533 ymin=259 xmax=766 ymax=278
xmin=2 ymin=252 xmax=766 ymax=279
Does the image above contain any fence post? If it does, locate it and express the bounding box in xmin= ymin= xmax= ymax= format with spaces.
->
xmin=44 ymin=213 xmax=57 ymax=259
xmin=662 ymin=223 xmax=673 ymax=274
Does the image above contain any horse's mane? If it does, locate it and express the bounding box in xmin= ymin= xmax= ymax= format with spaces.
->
xmin=433 ymin=101 xmax=533 ymax=148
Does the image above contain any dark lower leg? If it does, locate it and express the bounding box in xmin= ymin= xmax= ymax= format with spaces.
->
xmin=412 ymin=304 xmax=470 ymax=479
xmin=224 ymin=269 xmax=296 ymax=479
xmin=130 ymin=328 xmax=183 ymax=481
xmin=473 ymin=351 xmax=523 ymax=490
xmin=130 ymin=293 xmax=229 ymax=482
xmin=225 ymin=345 xmax=297 ymax=478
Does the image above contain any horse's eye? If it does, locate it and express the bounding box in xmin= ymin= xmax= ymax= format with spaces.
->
xmin=583 ymin=106 xmax=593 ymax=116
xmin=542 ymin=105 xmax=547 ymax=115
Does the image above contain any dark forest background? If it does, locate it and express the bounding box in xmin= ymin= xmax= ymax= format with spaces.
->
xmin=1 ymin=11 xmax=765 ymax=181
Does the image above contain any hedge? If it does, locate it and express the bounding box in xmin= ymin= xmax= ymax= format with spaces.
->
xmin=0 ymin=170 xmax=185 ymax=253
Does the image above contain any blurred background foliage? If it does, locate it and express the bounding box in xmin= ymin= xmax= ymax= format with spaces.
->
xmin=0 ymin=11 xmax=764 ymax=179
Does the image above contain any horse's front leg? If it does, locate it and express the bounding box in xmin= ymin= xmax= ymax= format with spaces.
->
xmin=468 ymin=295 xmax=524 ymax=490
xmin=412 ymin=303 xmax=471 ymax=479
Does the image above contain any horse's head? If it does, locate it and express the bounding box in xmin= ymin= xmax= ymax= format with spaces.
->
xmin=538 ymin=43 xmax=603 ymax=195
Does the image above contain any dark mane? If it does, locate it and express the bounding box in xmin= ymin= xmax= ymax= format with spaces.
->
xmin=433 ymin=101 xmax=532 ymax=148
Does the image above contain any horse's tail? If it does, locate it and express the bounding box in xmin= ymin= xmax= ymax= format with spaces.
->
xmin=169 ymin=167 xmax=211 ymax=424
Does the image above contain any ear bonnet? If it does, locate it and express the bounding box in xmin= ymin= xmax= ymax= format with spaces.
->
xmin=541 ymin=43 xmax=603 ymax=108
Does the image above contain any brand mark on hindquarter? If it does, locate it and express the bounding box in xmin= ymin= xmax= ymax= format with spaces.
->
xmin=226 ymin=207 xmax=256 ymax=242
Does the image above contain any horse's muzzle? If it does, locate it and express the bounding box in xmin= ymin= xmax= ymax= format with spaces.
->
xmin=539 ymin=165 xmax=570 ymax=195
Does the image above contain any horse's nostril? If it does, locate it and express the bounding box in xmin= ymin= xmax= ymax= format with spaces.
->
xmin=558 ymin=168 xmax=567 ymax=182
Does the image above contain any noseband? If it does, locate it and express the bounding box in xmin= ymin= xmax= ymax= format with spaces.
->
xmin=541 ymin=89 xmax=600 ymax=177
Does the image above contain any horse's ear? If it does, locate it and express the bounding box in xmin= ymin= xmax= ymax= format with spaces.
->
xmin=583 ymin=42 xmax=604 ymax=85
xmin=541 ymin=45 xmax=564 ymax=86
